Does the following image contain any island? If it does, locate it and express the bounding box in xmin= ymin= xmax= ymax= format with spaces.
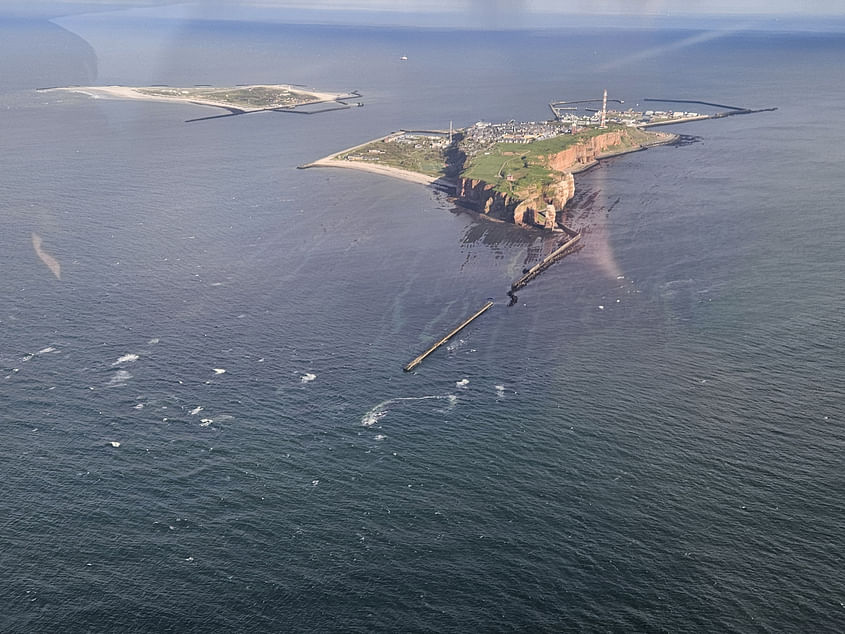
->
xmin=301 ymin=93 xmax=775 ymax=232
xmin=302 ymin=120 xmax=674 ymax=231
xmin=299 ymin=93 xmax=775 ymax=369
xmin=39 ymin=84 xmax=360 ymax=116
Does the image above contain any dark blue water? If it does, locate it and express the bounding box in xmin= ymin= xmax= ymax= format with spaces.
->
xmin=1 ymin=14 xmax=843 ymax=632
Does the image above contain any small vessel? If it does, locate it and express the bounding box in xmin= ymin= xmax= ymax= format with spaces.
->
xmin=400 ymin=55 xmax=408 ymax=61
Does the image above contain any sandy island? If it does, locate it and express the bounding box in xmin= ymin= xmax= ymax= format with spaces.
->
xmin=43 ymin=84 xmax=350 ymax=113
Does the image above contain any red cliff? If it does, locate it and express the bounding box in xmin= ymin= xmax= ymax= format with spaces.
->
xmin=456 ymin=131 xmax=637 ymax=229
xmin=455 ymin=172 xmax=575 ymax=229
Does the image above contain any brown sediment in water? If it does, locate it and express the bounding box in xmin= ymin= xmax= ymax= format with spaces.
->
xmin=32 ymin=232 xmax=61 ymax=280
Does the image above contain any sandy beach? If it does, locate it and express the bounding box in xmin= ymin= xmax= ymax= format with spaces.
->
xmin=304 ymin=156 xmax=453 ymax=187
xmin=300 ymin=134 xmax=455 ymax=187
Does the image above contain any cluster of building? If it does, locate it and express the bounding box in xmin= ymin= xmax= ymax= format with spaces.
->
xmin=385 ymin=131 xmax=450 ymax=149
xmin=460 ymin=120 xmax=567 ymax=155
xmin=553 ymin=106 xmax=703 ymax=127
xmin=553 ymin=109 xmax=642 ymax=128
xmin=642 ymin=110 xmax=700 ymax=122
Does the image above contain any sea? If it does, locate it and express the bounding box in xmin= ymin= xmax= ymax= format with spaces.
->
xmin=1 ymin=11 xmax=843 ymax=633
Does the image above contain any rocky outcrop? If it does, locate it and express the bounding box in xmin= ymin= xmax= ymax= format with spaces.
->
xmin=456 ymin=131 xmax=635 ymax=230
xmin=545 ymin=131 xmax=623 ymax=172
xmin=456 ymin=172 xmax=575 ymax=230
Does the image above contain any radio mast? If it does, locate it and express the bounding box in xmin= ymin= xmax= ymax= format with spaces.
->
xmin=600 ymin=89 xmax=608 ymax=129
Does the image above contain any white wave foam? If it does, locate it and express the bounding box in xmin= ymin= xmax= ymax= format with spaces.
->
xmin=189 ymin=406 xmax=203 ymax=416
xmin=200 ymin=418 xmax=213 ymax=427
xmin=112 ymin=353 xmax=139 ymax=366
xmin=107 ymin=370 xmax=132 ymax=387
xmin=134 ymin=403 xmax=145 ymax=410
xmin=456 ymin=378 xmax=469 ymax=388
xmin=360 ymin=395 xmax=454 ymax=427
xmin=36 ymin=346 xmax=57 ymax=355
xmin=361 ymin=407 xmax=388 ymax=427
xmin=148 ymin=338 xmax=160 ymax=345
xmin=374 ymin=434 xmax=386 ymax=441
xmin=495 ymin=384 xmax=506 ymax=397
xmin=301 ymin=372 xmax=317 ymax=384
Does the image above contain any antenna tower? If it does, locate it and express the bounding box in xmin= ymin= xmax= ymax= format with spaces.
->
xmin=600 ymin=89 xmax=608 ymax=129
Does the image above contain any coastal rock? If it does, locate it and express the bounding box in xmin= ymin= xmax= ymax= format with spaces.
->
xmin=546 ymin=131 xmax=623 ymax=172
xmin=455 ymin=131 xmax=634 ymax=230
xmin=456 ymin=171 xmax=575 ymax=230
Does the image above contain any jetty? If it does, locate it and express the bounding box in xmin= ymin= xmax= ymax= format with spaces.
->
xmin=403 ymin=301 xmax=494 ymax=372
xmin=511 ymin=234 xmax=581 ymax=291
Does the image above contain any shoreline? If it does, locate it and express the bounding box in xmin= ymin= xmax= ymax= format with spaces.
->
xmin=302 ymin=128 xmax=677 ymax=187
xmin=299 ymin=132 xmax=456 ymax=188
xmin=40 ymin=84 xmax=350 ymax=113
xmin=569 ymin=130 xmax=679 ymax=173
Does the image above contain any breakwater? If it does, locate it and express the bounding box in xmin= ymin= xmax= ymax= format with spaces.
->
xmin=641 ymin=98 xmax=777 ymax=128
xmin=405 ymin=228 xmax=583 ymax=371
xmin=511 ymin=234 xmax=582 ymax=292
xmin=404 ymin=301 xmax=494 ymax=372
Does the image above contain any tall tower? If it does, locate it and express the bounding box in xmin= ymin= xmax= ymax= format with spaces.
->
xmin=600 ymin=89 xmax=608 ymax=129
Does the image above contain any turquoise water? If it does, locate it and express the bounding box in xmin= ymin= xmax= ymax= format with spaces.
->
xmin=1 ymin=16 xmax=843 ymax=632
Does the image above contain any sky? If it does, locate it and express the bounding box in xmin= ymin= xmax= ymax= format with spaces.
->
xmin=14 ymin=0 xmax=845 ymax=13
xmin=7 ymin=0 xmax=845 ymax=29
xmin=244 ymin=0 xmax=844 ymax=14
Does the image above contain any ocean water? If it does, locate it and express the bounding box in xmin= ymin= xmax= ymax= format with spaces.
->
xmin=1 ymin=14 xmax=843 ymax=632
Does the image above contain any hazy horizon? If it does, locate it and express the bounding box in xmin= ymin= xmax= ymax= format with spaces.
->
xmin=5 ymin=0 xmax=845 ymax=32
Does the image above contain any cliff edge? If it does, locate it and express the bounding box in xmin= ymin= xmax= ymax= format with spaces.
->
xmin=457 ymin=127 xmax=670 ymax=230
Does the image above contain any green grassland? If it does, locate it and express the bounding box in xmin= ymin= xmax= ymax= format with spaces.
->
xmin=334 ymin=126 xmax=664 ymax=190
xmin=338 ymin=138 xmax=447 ymax=178
xmin=462 ymin=125 xmax=658 ymax=195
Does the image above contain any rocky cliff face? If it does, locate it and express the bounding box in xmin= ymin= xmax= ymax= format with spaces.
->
xmin=456 ymin=172 xmax=574 ymax=229
xmin=545 ymin=131 xmax=623 ymax=172
xmin=456 ymin=131 xmax=625 ymax=230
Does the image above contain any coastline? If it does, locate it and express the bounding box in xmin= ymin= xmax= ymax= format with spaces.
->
xmin=569 ymin=130 xmax=679 ymax=173
xmin=299 ymin=133 xmax=456 ymax=188
xmin=302 ymin=128 xmax=678 ymax=187
xmin=41 ymin=84 xmax=349 ymax=113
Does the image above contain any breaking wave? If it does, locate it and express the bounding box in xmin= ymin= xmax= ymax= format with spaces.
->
xmin=107 ymin=370 xmax=132 ymax=387
xmin=361 ymin=395 xmax=456 ymax=427
xmin=112 ymin=353 xmax=139 ymax=366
